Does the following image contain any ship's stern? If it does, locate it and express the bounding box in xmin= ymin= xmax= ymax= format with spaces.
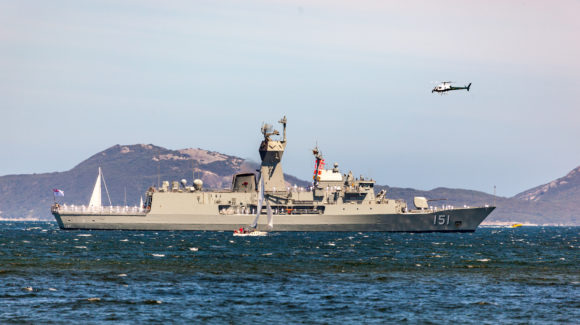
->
xmin=51 ymin=205 xmax=66 ymax=229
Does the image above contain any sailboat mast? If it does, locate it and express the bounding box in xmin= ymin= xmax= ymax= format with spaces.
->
xmin=250 ymin=175 xmax=264 ymax=228
xmin=266 ymin=200 xmax=273 ymax=229
xmin=100 ymin=168 xmax=113 ymax=206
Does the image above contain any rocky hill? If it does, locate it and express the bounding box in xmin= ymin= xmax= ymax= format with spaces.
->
xmin=514 ymin=166 xmax=580 ymax=203
xmin=0 ymin=145 xmax=578 ymax=225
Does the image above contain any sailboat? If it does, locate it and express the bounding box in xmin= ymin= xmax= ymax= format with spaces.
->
xmin=51 ymin=167 xmax=146 ymax=222
xmin=233 ymin=175 xmax=272 ymax=237
xmin=88 ymin=167 xmax=113 ymax=211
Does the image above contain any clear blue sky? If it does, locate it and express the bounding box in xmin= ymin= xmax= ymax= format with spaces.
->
xmin=1 ymin=1 xmax=579 ymax=197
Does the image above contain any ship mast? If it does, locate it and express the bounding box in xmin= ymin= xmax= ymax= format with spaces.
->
xmin=258 ymin=116 xmax=287 ymax=193
xmin=312 ymin=146 xmax=325 ymax=187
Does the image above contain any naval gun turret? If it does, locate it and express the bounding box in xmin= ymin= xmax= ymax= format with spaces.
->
xmin=259 ymin=116 xmax=287 ymax=192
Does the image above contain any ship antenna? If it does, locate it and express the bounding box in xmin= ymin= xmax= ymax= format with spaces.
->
xmin=278 ymin=116 xmax=287 ymax=142
xmin=312 ymin=142 xmax=324 ymax=187
xmin=157 ymin=161 xmax=160 ymax=188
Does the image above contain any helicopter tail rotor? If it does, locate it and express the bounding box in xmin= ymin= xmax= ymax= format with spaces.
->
xmin=467 ymin=83 xmax=472 ymax=91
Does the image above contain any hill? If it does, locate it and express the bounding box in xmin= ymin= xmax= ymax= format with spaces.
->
xmin=514 ymin=166 xmax=580 ymax=204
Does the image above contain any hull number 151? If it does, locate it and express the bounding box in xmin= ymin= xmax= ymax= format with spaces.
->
xmin=433 ymin=215 xmax=450 ymax=225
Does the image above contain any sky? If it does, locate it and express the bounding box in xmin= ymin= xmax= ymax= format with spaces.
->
xmin=1 ymin=0 xmax=579 ymax=197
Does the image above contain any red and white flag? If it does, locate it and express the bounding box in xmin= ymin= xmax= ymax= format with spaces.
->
xmin=53 ymin=189 xmax=64 ymax=197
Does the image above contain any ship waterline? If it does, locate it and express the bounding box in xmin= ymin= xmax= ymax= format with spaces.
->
xmin=52 ymin=116 xmax=495 ymax=232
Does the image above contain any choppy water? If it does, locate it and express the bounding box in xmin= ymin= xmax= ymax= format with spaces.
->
xmin=0 ymin=222 xmax=578 ymax=324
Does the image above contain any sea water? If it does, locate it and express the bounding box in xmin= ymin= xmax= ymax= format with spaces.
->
xmin=0 ymin=222 xmax=578 ymax=324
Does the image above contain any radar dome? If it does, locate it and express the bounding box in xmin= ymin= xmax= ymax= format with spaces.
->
xmin=193 ymin=179 xmax=203 ymax=190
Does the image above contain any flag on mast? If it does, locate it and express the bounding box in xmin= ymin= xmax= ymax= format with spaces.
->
xmin=53 ymin=189 xmax=64 ymax=197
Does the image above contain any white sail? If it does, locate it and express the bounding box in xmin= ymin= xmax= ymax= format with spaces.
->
xmin=250 ymin=175 xmax=264 ymax=228
xmin=266 ymin=200 xmax=273 ymax=229
xmin=88 ymin=167 xmax=102 ymax=208
xmin=139 ymin=196 xmax=144 ymax=212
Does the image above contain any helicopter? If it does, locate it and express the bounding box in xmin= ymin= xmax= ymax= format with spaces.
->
xmin=432 ymin=81 xmax=471 ymax=93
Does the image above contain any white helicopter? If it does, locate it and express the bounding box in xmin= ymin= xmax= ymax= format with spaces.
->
xmin=432 ymin=81 xmax=471 ymax=94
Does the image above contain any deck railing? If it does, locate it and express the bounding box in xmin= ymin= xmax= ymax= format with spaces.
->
xmin=52 ymin=204 xmax=147 ymax=215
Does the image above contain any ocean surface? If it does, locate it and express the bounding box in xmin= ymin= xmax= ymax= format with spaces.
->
xmin=0 ymin=222 xmax=578 ymax=324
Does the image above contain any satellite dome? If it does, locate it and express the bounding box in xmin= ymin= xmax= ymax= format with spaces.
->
xmin=193 ymin=179 xmax=203 ymax=190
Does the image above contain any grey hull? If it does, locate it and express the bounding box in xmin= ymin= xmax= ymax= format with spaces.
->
xmin=53 ymin=207 xmax=494 ymax=232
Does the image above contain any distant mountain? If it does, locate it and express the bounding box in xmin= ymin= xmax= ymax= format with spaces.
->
xmin=0 ymin=145 xmax=578 ymax=225
xmin=514 ymin=166 xmax=580 ymax=203
xmin=502 ymin=165 xmax=580 ymax=225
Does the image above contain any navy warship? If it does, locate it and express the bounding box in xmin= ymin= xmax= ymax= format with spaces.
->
xmin=52 ymin=117 xmax=495 ymax=231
